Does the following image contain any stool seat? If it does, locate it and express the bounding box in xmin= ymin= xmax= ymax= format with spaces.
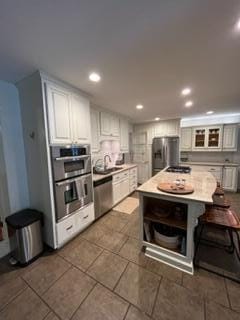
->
xmin=212 ymin=194 xmax=231 ymax=209
xmin=200 ymin=207 xmax=240 ymax=229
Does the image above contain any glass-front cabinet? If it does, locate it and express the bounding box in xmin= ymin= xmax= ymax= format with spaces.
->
xmin=192 ymin=126 xmax=222 ymax=150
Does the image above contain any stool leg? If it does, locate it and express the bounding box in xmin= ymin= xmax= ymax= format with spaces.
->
xmin=194 ymin=224 xmax=205 ymax=266
xmin=226 ymin=229 xmax=235 ymax=254
xmin=232 ymin=230 xmax=240 ymax=261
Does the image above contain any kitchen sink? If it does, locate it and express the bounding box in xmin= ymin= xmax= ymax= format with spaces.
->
xmin=94 ymin=167 xmax=123 ymax=175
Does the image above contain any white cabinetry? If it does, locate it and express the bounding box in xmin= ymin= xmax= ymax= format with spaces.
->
xmin=56 ymin=203 xmax=94 ymax=247
xmin=90 ymin=109 xmax=100 ymax=152
xmin=112 ymin=167 xmax=137 ymax=205
xmin=180 ymin=128 xmax=192 ymax=151
xmin=46 ymin=81 xmax=91 ymax=145
xmin=192 ymin=126 xmax=222 ymax=151
xmin=138 ymin=163 xmax=149 ymax=184
xmin=100 ymin=112 xmax=120 ymax=137
xmin=120 ymin=119 xmax=129 ymax=152
xmin=223 ymin=124 xmax=238 ymax=151
xmin=222 ymin=167 xmax=238 ymax=192
xmin=46 ymin=83 xmax=72 ymax=144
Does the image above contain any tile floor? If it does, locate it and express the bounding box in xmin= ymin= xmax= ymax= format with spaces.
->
xmin=0 ymin=192 xmax=240 ymax=320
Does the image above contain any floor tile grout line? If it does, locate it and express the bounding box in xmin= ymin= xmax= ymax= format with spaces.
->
xmin=224 ymin=276 xmax=232 ymax=310
xmin=123 ymin=303 xmax=131 ymax=320
xmin=0 ymin=285 xmax=28 ymax=314
xmin=21 ymin=262 xmax=72 ymax=297
xmin=69 ymin=281 xmax=98 ymax=320
xmin=203 ymin=298 xmax=207 ymax=320
xmin=112 ymin=261 xmax=130 ymax=292
xmin=150 ymin=275 xmax=162 ymax=318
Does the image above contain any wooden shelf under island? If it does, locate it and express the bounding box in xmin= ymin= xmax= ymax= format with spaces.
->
xmin=144 ymin=212 xmax=187 ymax=230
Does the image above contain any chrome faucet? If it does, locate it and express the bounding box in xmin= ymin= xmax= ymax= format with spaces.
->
xmin=104 ymin=155 xmax=111 ymax=170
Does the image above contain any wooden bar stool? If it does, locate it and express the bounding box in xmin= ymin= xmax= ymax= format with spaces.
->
xmin=194 ymin=206 xmax=240 ymax=265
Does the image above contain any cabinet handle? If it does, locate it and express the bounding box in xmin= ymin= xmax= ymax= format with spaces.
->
xmin=83 ymin=215 xmax=89 ymax=219
xmin=66 ymin=225 xmax=73 ymax=231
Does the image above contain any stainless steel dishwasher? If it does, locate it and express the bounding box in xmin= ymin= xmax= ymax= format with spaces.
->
xmin=93 ymin=176 xmax=113 ymax=219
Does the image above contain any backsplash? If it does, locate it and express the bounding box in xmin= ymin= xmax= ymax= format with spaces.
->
xmin=92 ymin=140 xmax=122 ymax=167
xmin=181 ymin=151 xmax=238 ymax=163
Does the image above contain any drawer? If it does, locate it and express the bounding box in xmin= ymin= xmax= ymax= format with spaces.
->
xmin=130 ymin=184 xmax=137 ymax=192
xmin=112 ymin=170 xmax=129 ymax=183
xmin=56 ymin=215 xmax=76 ymax=246
xmin=75 ymin=204 xmax=94 ymax=230
xmin=129 ymin=167 xmax=137 ymax=176
xmin=129 ymin=178 xmax=137 ymax=186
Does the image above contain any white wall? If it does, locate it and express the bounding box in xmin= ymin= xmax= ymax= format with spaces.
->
xmin=0 ymin=80 xmax=29 ymax=257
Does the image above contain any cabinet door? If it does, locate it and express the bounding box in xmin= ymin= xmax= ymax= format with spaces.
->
xmin=120 ymin=119 xmax=129 ymax=151
xmin=111 ymin=115 xmax=120 ymax=137
xmin=222 ymin=167 xmax=237 ymax=192
xmin=46 ymin=83 xmax=72 ymax=145
xmin=90 ymin=109 xmax=100 ymax=152
xmin=138 ymin=164 xmax=149 ymax=184
xmin=121 ymin=178 xmax=130 ymax=199
xmin=192 ymin=128 xmax=207 ymax=150
xmin=223 ymin=125 xmax=238 ymax=151
xmin=180 ymin=128 xmax=192 ymax=151
xmin=100 ymin=112 xmax=111 ymax=136
xmin=113 ymin=182 xmax=122 ymax=205
xmin=206 ymin=126 xmax=222 ymax=150
xmin=71 ymin=94 xmax=91 ymax=144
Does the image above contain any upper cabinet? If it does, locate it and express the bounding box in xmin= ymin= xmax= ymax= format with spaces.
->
xmin=180 ymin=128 xmax=192 ymax=151
xmin=100 ymin=112 xmax=120 ymax=137
xmin=181 ymin=124 xmax=239 ymax=152
xmin=46 ymin=81 xmax=91 ymax=145
xmin=223 ymin=124 xmax=238 ymax=151
xmin=46 ymin=83 xmax=72 ymax=144
xmin=90 ymin=109 xmax=100 ymax=152
xmin=120 ymin=118 xmax=129 ymax=152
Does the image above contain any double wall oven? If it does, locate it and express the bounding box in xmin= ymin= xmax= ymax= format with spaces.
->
xmin=51 ymin=145 xmax=93 ymax=222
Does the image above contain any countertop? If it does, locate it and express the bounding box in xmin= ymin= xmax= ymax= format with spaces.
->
xmin=93 ymin=164 xmax=137 ymax=182
xmin=180 ymin=161 xmax=239 ymax=167
xmin=137 ymin=168 xmax=216 ymax=204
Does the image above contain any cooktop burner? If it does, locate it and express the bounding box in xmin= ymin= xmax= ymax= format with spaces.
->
xmin=166 ymin=166 xmax=191 ymax=174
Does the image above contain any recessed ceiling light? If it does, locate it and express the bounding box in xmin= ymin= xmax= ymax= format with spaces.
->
xmin=155 ymin=117 xmax=160 ymax=121
xmin=236 ymin=18 xmax=240 ymax=30
xmin=206 ymin=110 xmax=214 ymax=115
xmin=181 ymin=87 xmax=191 ymax=96
xmin=185 ymin=100 xmax=193 ymax=107
xmin=136 ymin=104 xmax=143 ymax=110
xmin=89 ymin=72 xmax=101 ymax=82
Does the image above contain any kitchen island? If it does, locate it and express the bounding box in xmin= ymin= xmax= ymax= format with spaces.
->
xmin=137 ymin=169 xmax=216 ymax=274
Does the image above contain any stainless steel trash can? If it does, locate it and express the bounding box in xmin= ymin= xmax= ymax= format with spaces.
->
xmin=6 ymin=209 xmax=43 ymax=265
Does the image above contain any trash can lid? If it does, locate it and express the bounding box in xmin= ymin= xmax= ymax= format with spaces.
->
xmin=5 ymin=209 xmax=43 ymax=229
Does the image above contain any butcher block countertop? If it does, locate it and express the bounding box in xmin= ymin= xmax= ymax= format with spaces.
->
xmin=137 ymin=168 xmax=216 ymax=204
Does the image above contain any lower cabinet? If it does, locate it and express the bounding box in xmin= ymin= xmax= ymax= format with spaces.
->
xmin=112 ymin=167 xmax=137 ymax=205
xmin=56 ymin=203 xmax=94 ymax=247
xmin=222 ymin=167 xmax=238 ymax=192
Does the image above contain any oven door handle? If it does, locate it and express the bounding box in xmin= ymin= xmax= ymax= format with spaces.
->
xmin=55 ymin=174 xmax=92 ymax=186
xmin=55 ymin=155 xmax=90 ymax=161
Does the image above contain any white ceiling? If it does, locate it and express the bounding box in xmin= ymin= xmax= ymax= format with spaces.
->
xmin=1 ymin=0 xmax=240 ymax=122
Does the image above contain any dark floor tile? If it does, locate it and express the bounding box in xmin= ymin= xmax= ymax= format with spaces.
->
xmin=0 ymin=276 xmax=27 ymax=311
xmin=72 ymin=283 xmax=129 ymax=320
xmin=44 ymin=312 xmax=60 ymax=320
xmin=59 ymin=239 xmax=103 ymax=271
xmin=0 ymin=287 xmax=49 ymax=320
xmin=23 ymin=255 xmax=71 ymax=295
xmin=100 ymin=214 xmax=128 ymax=232
xmin=206 ymin=301 xmax=240 ymax=320
xmin=81 ymin=222 xmax=109 ymax=243
xmin=153 ymin=278 xmax=204 ymax=320
xmin=125 ymin=305 xmax=151 ymax=320
xmin=115 ymin=262 xmax=160 ymax=315
xmin=121 ymin=220 xmax=139 ymax=239
xmin=118 ymin=237 xmax=148 ymax=267
xmin=97 ymin=229 xmax=128 ymax=253
xmin=87 ymin=250 xmax=128 ymax=289
xmin=145 ymin=258 xmax=183 ymax=284
xmin=42 ymin=267 xmax=95 ymax=320
xmin=182 ymin=269 xmax=229 ymax=307
xmin=226 ymin=279 xmax=240 ymax=313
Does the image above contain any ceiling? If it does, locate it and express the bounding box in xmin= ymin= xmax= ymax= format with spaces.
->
xmin=1 ymin=0 xmax=240 ymax=122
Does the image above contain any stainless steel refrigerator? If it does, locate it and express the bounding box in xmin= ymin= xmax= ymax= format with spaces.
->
xmin=152 ymin=136 xmax=179 ymax=175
